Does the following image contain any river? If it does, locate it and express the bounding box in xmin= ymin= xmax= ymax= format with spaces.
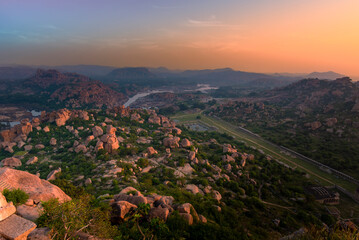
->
xmin=184 ymin=84 xmax=218 ymax=93
xmin=123 ymin=90 xmax=172 ymax=107
xmin=123 ymin=84 xmax=218 ymax=107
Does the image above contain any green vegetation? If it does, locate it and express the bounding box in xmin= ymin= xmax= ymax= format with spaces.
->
xmin=37 ymin=195 xmax=120 ymax=239
xmin=1 ymin=107 xmax=359 ymax=239
xmin=172 ymin=113 xmax=358 ymax=192
xmin=299 ymin=227 xmax=359 ymax=240
xmin=2 ymin=188 xmax=29 ymax=206
xmin=208 ymin=79 xmax=359 ymax=179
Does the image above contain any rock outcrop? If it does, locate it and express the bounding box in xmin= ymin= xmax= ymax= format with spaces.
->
xmin=185 ymin=184 xmax=201 ymax=195
xmin=0 ymin=168 xmax=70 ymax=203
xmin=49 ymin=138 xmax=57 ymax=146
xmin=0 ymin=192 xmax=16 ymax=221
xmin=163 ymin=137 xmax=180 ymax=148
xmin=47 ymin=168 xmax=61 ymax=181
xmin=111 ymin=201 xmax=137 ymax=223
xmin=0 ymin=205 xmax=36 ymax=240
xmin=325 ymin=118 xmax=338 ymax=127
xmin=112 ymin=105 xmax=131 ymax=117
xmin=111 ymin=187 xmax=205 ymax=225
xmin=223 ymin=144 xmax=237 ymax=153
xmin=0 ymin=157 xmax=22 ymax=168
xmin=100 ymin=125 xmax=120 ymax=153
xmin=177 ymin=163 xmax=194 ymax=175
xmin=147 ymin=147 xmax=158 ymax=156
xmin=222 ymin=154 xmax=235 ymax=162
xmin=49 ymin=109 xmax=71 ymax=127
xmin=92 ymin=126 xmax=104 ymax=137
xmin=75 ymin=144 xmax=87 ymax=153
xmin=181 ymin=138 xmax=192 ymax=148
xmin=0 ymin=119 xmax=32 ymax=143
xmin=26 ymin=157 xmax=38 ymax=165
xmin=309 ymin=121 xmax=322 ymax=130
xmin=41 ymin=109 xmax=90 ymax=127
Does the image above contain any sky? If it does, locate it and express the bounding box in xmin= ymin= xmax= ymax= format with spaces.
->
xmin=0 ymin=0 xmax=359 ymax=77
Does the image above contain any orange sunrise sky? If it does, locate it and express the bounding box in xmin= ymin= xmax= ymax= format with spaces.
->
xmin=0 ymin=0 xmax=358 ymax=77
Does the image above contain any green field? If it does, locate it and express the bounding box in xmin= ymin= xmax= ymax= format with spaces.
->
xmin=171 ymin=112 xmax=358 ymax=193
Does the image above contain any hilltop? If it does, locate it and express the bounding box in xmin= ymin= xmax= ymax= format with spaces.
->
xmin=306 ymin=71 xmax=346 ymax=80
xmin=0 ymin=69 xmax=127 ymax=109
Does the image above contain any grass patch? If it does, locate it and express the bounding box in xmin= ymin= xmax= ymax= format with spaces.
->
xmin=13 ymin=151 xmax=27 ymax=156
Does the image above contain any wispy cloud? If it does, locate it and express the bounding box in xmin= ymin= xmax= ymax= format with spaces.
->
xmin=186 ymin=16 xmax=242 ymax=30
xmin=187 ymin=19 xmax=223 ymax=28
xmin=75 ymin=37 xmax=162 ymax=51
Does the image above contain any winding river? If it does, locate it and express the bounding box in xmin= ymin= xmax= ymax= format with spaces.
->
xmin=123 ymin=90 xmax=171 ymax=107
xmin=123 ymin=84 xmax=218 ymax=108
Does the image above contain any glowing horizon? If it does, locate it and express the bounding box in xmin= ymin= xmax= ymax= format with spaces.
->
xmin=1 ymin=0 xmax=359 ymax=77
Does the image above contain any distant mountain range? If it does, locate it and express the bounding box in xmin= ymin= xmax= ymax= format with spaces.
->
xmin=0 ymin=64 xmax=349 ymax=79
xmin=0 ymin=64 xmax=117 ymax=80
xmin=53 ymin=65 xmax=117 ymax=77
xmin=107 ymin=67 xmax=157 ymax=80
xmin=0 ymin=64 xmax=351 ymax=92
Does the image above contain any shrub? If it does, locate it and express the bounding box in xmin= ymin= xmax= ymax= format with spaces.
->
xmin=50 ymin=179 xmax=86 ymax=198
xmin=37 ymin=195 xmax=119 ymax=239
xmin=137 ymin=158 xmax=149 ymax=168
xmin=2 ymin=188 xmax=29 ymax=206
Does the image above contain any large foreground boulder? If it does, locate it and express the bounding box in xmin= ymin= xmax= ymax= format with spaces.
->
xmin=16 ymin=204 xmax=41 ymax=222
xmin=0 ymin=214 xmax=36 ymax=240
xmin=0 ymin=168 xmax=71 ymax=203
xmin=27 ymin=228 xmax=51 ymax=240
xmin=0 ymin=192 xmax=16 ymax=221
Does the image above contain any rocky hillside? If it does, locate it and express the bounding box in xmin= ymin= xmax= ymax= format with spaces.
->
xmin=305 ymin=71 xmax=346 ymax=80
xmin=209 ymin=77 xmax=359 ymax=177
xmin=0 ymin=69 xmax=127 ymax=109
xmin=0 ymin=107 xmax=341 ymax=239
xmin=261 ymin=77 xmax=359 ymax=109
